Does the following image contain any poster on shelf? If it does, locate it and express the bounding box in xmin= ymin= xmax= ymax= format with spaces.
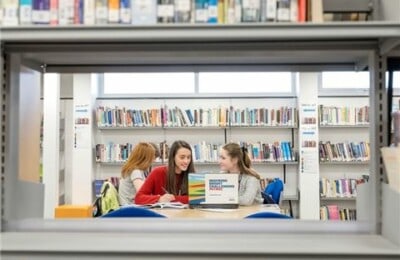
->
xmin=299 ymin=103 xmax=318 ymax=174
xmin=74 ymin=104 xmax=90 ymax=149
xmin=299 ymin=103 xmax=318 ymax=127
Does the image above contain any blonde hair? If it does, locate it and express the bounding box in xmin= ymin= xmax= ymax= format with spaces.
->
xmin=121 ymin=142 xmax=155 ymax=178
xmin=222 ymin=143 xmax=261 ymax=179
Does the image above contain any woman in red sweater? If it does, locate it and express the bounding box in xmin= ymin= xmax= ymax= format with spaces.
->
xmin=135 ymin=140 xmax=195 ymax=205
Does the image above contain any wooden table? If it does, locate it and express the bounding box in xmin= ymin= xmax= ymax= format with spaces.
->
xmin=152 ymin=204 xmax=280 ymax=219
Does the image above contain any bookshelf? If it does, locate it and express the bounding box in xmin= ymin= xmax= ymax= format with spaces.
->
xmin=0 ymin=0 xmax=377 ymax=26
xmin=1 ymin=18 xmax=400 ymax=257
xmin=94 ymin=96 xmax=299 ymax=214
xmin=317 ymin=97 xmax=370 ymax=220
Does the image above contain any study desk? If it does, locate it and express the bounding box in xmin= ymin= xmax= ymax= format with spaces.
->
xmin=152 ymin=204 xmax=281 ymax=219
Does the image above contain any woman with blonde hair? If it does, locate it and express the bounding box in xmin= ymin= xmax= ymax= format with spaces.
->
xmin=219 ymin=142 xmax=263 ymax=206
xmin=118 ymin=142 xmax=158 ymax=205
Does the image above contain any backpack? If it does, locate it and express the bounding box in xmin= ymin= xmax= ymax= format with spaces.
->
xmin=93 ymin=181 xmax=120 ymax=217
xmin=262 ymin=178 xmax=284 ymax=205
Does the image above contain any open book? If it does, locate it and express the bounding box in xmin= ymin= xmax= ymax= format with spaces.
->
xmin=137 ymin=202 xmax=188 ymax=209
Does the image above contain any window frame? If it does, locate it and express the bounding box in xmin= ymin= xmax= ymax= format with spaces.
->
xmin=99 ymin=67 xmax=298 ymax=99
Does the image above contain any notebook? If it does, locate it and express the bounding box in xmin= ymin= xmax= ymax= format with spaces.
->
xmin=188 ymin=173 xmax=239 ymax=209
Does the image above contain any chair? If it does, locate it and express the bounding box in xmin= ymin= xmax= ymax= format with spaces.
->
xmin=101 ymin=206 xmax=166 ymax=218
xmin=263 ymin=178 xmax=284 ymax=204
xmin=244 ymin=211 xmax=292 ymax=219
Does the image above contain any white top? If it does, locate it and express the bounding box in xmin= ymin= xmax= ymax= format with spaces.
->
xmin=118 ymin=169 xmax=147 ymax=205
xmin=238 ymin=173 xmax=263 ymax=206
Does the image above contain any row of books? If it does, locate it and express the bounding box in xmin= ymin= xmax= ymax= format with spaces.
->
xmin=319 ymin=177 xmax=367 ymax=199
xmin=320 ymin=205 xmax=356 ymax=221
xmin=241 ymin=141 xmax=296 ymax=162
xmin=95 ymin=140 xmax=296 ymax=163
xmin=1 ymin=0 xmax=312 ymax=26
xmin=319 ymin=141 xmax=370 ymax=162
xmin=319 ymin=105 xmax=369 ymax=126
xmin=96 ymin=105 xmax=298 ymax=128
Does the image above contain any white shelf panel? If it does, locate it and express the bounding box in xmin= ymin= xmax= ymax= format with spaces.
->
xmin=2 ymin=23 xmax=400 ymax=42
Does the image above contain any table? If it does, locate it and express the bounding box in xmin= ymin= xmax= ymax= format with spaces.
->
xmin=152 ymin=204 xmax=281 ymax=219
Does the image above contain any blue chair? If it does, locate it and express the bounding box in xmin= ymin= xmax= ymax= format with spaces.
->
xmin=244 ymin=211 xmax=292 ymax=219
xmin=101 ymin=206 xmax=166 ymax=218
xmin=263 ymin=178 xmax=284 ymax=204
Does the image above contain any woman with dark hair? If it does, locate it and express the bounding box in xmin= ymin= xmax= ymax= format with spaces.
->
xmin=219 ymin=142 xmax=263 ymax=206
xmin=135 ymin=140 xmax=194 ymax=205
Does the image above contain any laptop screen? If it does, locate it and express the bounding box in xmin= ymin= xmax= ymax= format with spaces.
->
xmin=188 ymin=173 xmax=239 ymax=209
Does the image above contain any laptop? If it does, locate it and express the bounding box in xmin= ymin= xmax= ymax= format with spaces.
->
xmin=188 ymin=173 xmax=239 ymax=209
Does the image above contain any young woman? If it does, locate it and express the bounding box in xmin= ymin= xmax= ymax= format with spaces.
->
xmin=135 ymin=140 xmax=194 ymax=205
xmin=118 ymin=142 xmax=157 ymax=206
xmin=219 ymin=142 xmax=263 ymax=206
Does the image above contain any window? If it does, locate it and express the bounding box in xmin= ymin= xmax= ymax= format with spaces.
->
xmin=103 ymin=73 xmax=195 ymax=94
xmin=198 ymin=72 xmax=293 ymax=93
xmin=321 ymin=71 xmax=369 ymax=89
xmin=102 ymin=71 xmax=295 ymax=96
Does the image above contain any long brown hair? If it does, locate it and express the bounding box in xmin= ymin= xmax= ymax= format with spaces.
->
xmin=222 ymin=143 xmax=261 ymax=179
xmin=165 ymin=140 xmax=194 ymax=195
xmin=121 ymin=142 xmax=155 ymax=178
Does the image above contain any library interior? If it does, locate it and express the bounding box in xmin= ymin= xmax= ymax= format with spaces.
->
xmin=1 ymin=0 xmax=400 ymax=259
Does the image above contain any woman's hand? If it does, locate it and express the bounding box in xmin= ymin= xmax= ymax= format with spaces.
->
xmin=158 ymin=193 xmax=175 ymax=202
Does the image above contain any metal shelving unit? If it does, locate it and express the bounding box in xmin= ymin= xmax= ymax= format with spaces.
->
xmin=1 ymin=22 xmax=399 ymax=258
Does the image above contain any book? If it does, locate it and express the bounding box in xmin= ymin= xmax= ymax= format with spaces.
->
xmin=242 ymin=0 xmax=261 ymax=22
xmin=49 ymin=0 xmax=58 ymax=25
xmin=174 ymin=0 xmax=191 ymax=23
xmin=3 ymin=0 xmax=19 ymax=26
xmin=32 ymin=0 xmax=51 ymax=24
xmin=132 ymin=0 xmax=157 ymax=24
xmin=59 ymin=0 xmax=74 ymax=25
xmin=158 ymin=0 xmax=175 ymax=23
xmin=138 ymin=202 xmax=188 ymax=209
xmin=108 ymin=0 xmax=120 ymax=23
xmin=95 ymin=0 xmax=108 ymax=24
xmin=84 ymin=0 xmax=96 ymax=25
xmin=194 ymin=0 xmax=208 ymax=23
xmin=20 ymin=0 xmax=33 ymax=25
xmin=120 ymin=0 xmax=131 ymax=23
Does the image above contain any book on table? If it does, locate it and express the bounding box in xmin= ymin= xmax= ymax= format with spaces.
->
xmin=136 ymin=202 xmax=188 ymax=209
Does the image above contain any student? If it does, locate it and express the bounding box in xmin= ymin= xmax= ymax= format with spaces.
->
xmin=135 ymin=140 xmax=194 ymax=205
xmin=219 ymin=142 xmax=263 ymax=206
xmin=118 ymin=142 xmax=157 ymax=206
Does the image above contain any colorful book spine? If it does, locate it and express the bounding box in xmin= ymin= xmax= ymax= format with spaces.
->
xmin=50 ymin=0 xmax=59 ymax=25
xmin=194 ymin=0 xmax=208 ymax=23
xmin=289 ymin=0 xmax=297 ymax=22
xmin=59 ymin=0 xmax=74 ymax=25
xmin=131 ymin=0 xmax=157 ymax=24
xmin=207 ymin=0 xmax=218 ymax=23
xmin=32 ymin=0 xmax=51 ymax=24
xmin=3 ymin=0 xmax=20 ymax=25
xmin=242 ymin=0 xmax=260 ymax=22
xmin=260 ymin=0 xmax=276 ymax=22
xmin=174 ymin=0 xmax=191 ymax=23
xmin=73 ymin=0 xmax=84 ymax=24
xmin=119 ymin=0 xmax=131 ymax=23
xmin=95 ymin=0 xmax=108 ymax=24
xmin=108 ymin=0 xmax=120 ymax=23
xmin=157 ymin=0 xmax=175 ymax=23
xmin=84 ymin=0 xmax=96 ymax=25
xmin=20 ymin=0 xmax=33 ymax=24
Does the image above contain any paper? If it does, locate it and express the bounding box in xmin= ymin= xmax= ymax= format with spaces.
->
xmin=138 ymin=202 xmax=188 ymax=209
xmin=198 ymin=208 xmax=238 ymax=213
xmin=381 ymin=147 xmax=400 ymax=192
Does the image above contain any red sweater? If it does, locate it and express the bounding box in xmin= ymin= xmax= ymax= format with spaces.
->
xmin=134 ymin=165 xmax=189 ymax=205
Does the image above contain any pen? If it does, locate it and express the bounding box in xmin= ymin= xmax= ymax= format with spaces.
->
xmin=162 ymin=187 xmax=169 ymax=194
